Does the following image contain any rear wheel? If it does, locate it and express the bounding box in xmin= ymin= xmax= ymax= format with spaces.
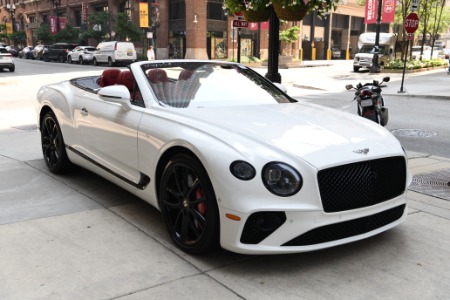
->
xmin=108 ymin=57 xmax=114 ymax=67
xmin=9 ymin=66 xmax=15 ymax=72
xmin=58 ymin=55 xmax=65 ymax=63
xmin=93 ymin=58 xmax=98 ymax=66
xmin=159 ymin=154 xmax=220 ymax=254
xmin=353 ymin=66 xmax=360 ymax=72
xmin=43 ymin=54 xmax=49 ymax=62
xmin=41 ymin=111 xmax=71 ymax=173
xmin=68 ymin=56 xmax=72 ymax=64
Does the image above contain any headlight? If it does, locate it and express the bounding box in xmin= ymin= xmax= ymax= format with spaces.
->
xmin=262 ymin=162 xmax=302 ymax=196
xmin=230 ymin=161 xmax=256 ymax=180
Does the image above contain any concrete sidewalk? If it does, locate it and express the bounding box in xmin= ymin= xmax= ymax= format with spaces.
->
xmin=1 ymin=65 xmax=450 ymax=299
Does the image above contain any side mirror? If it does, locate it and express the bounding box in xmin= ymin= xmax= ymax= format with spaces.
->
xmin=345 ymin=84 xmax=354 ymax=90
xmin=382 ymin=76 xmax=390 ymax=83
xmin=98 ymin=85 xmax=132 ymax=112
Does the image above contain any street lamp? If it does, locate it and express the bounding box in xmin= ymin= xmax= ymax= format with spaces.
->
xmin=6 ymin=2 xmax=16 ymax=33
xmin=53 ymin=0 xmax=60 ymax=32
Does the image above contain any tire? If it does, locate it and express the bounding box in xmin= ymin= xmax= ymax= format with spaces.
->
xmin=93 ymin=58 xmax=98 ymax=66
xmin=58 ymin=55 xmax=65 ymax=63
xmin=159 ymin=153 xmax=220 ymax=254
xmin=41 ymin=111 xmax=72 ymax=174
xmin=68 ymin=56 xmax=72 ymax=64
xmin=79 ymin=56 xmax=84 ymax=65
xmin=108 ymin=57 xmax=114 ymax=67
xmin=353 ymin=66 xmax=360 ymax=72
xmin=9 ymin=67 xmax=15 ymax=72
xmin=43 ymin=55 xmax=49 ymax=62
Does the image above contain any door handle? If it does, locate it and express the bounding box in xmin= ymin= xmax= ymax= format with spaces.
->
xmin=80 ymin=107 xmax=88 ymax=116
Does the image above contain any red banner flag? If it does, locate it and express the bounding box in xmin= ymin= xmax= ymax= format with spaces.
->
xmin=382 ymin=0 xmax=396 ymax=23
xmin=49 ymin=16 xmax=57 ymax=34
xmin=365 ymin=0 xmax=377 ymax=24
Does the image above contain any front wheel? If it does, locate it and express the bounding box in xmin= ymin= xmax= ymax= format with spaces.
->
xmin=68 ymin=56 xmax=72 ymax=64
xmin=159 ymin=154 xmax=220 ymax=254
xmin=108 ymin=57 xmax=114 ymax=67
xmin=79 ymin=56 xmax=84 ymax=65
xmin=58 ymin=55 xmax=65 ymax=63
xmin=41 ymin=111 xmax=72 ymax=173
xmin=353 ymin=66 xmax=360 ymax=72
xmin=93 ymin=58 xmax=98 ymax=66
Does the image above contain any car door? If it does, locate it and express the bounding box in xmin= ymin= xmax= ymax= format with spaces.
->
xmin=73 ymin=88 xmax=144 ymax=185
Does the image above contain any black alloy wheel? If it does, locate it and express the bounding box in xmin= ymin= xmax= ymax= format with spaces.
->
xmin=41 ymin=111 xmax=71 ymax=173
xmin=159 ymin=154 xmax=220 ymax=254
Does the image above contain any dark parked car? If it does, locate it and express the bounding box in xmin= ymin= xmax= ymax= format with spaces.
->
xmin=19 ymin=46 xmax=34 ymax=59
xmin=5 ymin=45 xmax=19 ymax=57
xmin=43 ymin=43 xmax=79 ymax=63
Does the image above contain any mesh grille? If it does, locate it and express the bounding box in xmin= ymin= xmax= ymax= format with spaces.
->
xmin=282 ymin=204 xmax=405 ymax=246
xmin=240 ymin=212 xmax=286 ymax=244
xmin=318 ymin=156 xmax=407 ymax=213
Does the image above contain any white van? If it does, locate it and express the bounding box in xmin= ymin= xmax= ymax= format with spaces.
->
xmin=93 ymin=41 xmax=136 ymax=67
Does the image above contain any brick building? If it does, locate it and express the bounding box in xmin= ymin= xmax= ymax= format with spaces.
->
xmin=0 ymin=0 xmax=390 ymax=60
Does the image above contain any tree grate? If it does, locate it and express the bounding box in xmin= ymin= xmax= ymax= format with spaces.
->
xmin=409 ymin=169 xmax=450 ymax=201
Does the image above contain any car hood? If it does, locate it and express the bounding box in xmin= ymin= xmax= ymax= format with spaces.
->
xmin=173 ymin=102 xmax=402 ymax=169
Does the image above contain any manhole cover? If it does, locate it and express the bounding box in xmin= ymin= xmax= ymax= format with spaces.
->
xmin=409 ymin=169 xmax=450 ymax=201
xmin=391 ymin=129 xmax=437 ymax=138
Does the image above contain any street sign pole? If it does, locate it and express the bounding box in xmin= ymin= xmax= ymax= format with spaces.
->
xmin=399 ymin=13 xmax=419 ymax=93
xmin=398 ymin=37 xmax=410 ymax=93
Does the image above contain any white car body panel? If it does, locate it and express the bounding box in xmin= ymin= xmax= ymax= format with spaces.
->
xmin=36 ymin=60 xmax=410 ymax=254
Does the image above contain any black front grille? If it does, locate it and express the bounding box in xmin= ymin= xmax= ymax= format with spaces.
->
xmin=318 ymin=156 xmax=407 ymax=213
xmin=282 ymin=204 xmax=405 ymax=246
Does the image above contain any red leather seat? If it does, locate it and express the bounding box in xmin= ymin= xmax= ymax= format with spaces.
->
xmin=147 ymin=68 xmax=168 ymax=84
xmin=118 ymin=70 xmax=134 ymax=92
xmin=98 ymin=68 xmax=121 ymax=87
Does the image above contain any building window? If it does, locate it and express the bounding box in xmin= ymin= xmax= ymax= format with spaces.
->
xmin=169 ymin=0 xmax=186 ymax=20
xmin=120 ymin=0 xmax=132 ymax=18
xmin=207 ymin=2 xmax=226 ymax=21
xmin=74 ymin=9 xmax=82 ymax=26
xmin=29 ymin=15 xmax=36 ymax=24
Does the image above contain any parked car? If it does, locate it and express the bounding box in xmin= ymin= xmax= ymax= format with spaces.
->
xmin=67 ymin=46 xmax=96 ymax=64
xmin=5 ymin=45 xmax=19 ymax=57
xmin=19 ymin=46 xmax=34 ymax=59
xmin=93 ymin=41 xmax=136 ymax=66
xmin=331 ymin=46 xmax=341 ymax=59
xmin=0 ymin=47 xmax=15 ymax=72
xmin=36 ymin=60 xmax=410 ymax=255
xmin=32 ymin=44 xmax=50 ymax=60
xmin=43 ymin=43 xmax=79 ymax=63
xmin=411 ymin=46 xmax=443 ymax=60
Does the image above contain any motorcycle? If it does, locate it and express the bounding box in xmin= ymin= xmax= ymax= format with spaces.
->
xmin=345 ymin=76 xmax=390 ymax=126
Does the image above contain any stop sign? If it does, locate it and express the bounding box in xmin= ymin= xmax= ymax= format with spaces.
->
xmin=405 ymin=12 xmax=419 ymax=34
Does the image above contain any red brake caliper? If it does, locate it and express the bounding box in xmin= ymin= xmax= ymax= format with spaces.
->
xmin=196 ymin=188 xmax=206 ymax=215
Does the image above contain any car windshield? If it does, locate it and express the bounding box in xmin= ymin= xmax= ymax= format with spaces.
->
xmin=359 ymin=45 xmax=386 ymax=54
xmin=140 ymin=62 xmax=293 ymax=108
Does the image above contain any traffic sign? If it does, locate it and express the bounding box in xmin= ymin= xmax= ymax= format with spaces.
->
xmin=405 ymin=12 xmax=419 ymax=34
xmin=410 ymin=0 xmax=419 ymax=11
xmin=232 ymin=20 xmax=248 ymax=28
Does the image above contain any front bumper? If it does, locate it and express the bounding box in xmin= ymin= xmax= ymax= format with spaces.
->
xmin=220 ymin=197 xmax=407 ymax=254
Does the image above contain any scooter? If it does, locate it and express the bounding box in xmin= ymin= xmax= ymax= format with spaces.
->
xmin=345 ymin=77 xmax=390 ymax=126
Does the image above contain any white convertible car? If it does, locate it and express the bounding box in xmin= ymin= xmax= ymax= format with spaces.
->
xmin=36 ymin=60 xmax=410 ymax=254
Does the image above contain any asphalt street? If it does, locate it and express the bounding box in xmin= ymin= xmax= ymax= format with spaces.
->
xmin=1 ymin=60 xmax=449 ymax=299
